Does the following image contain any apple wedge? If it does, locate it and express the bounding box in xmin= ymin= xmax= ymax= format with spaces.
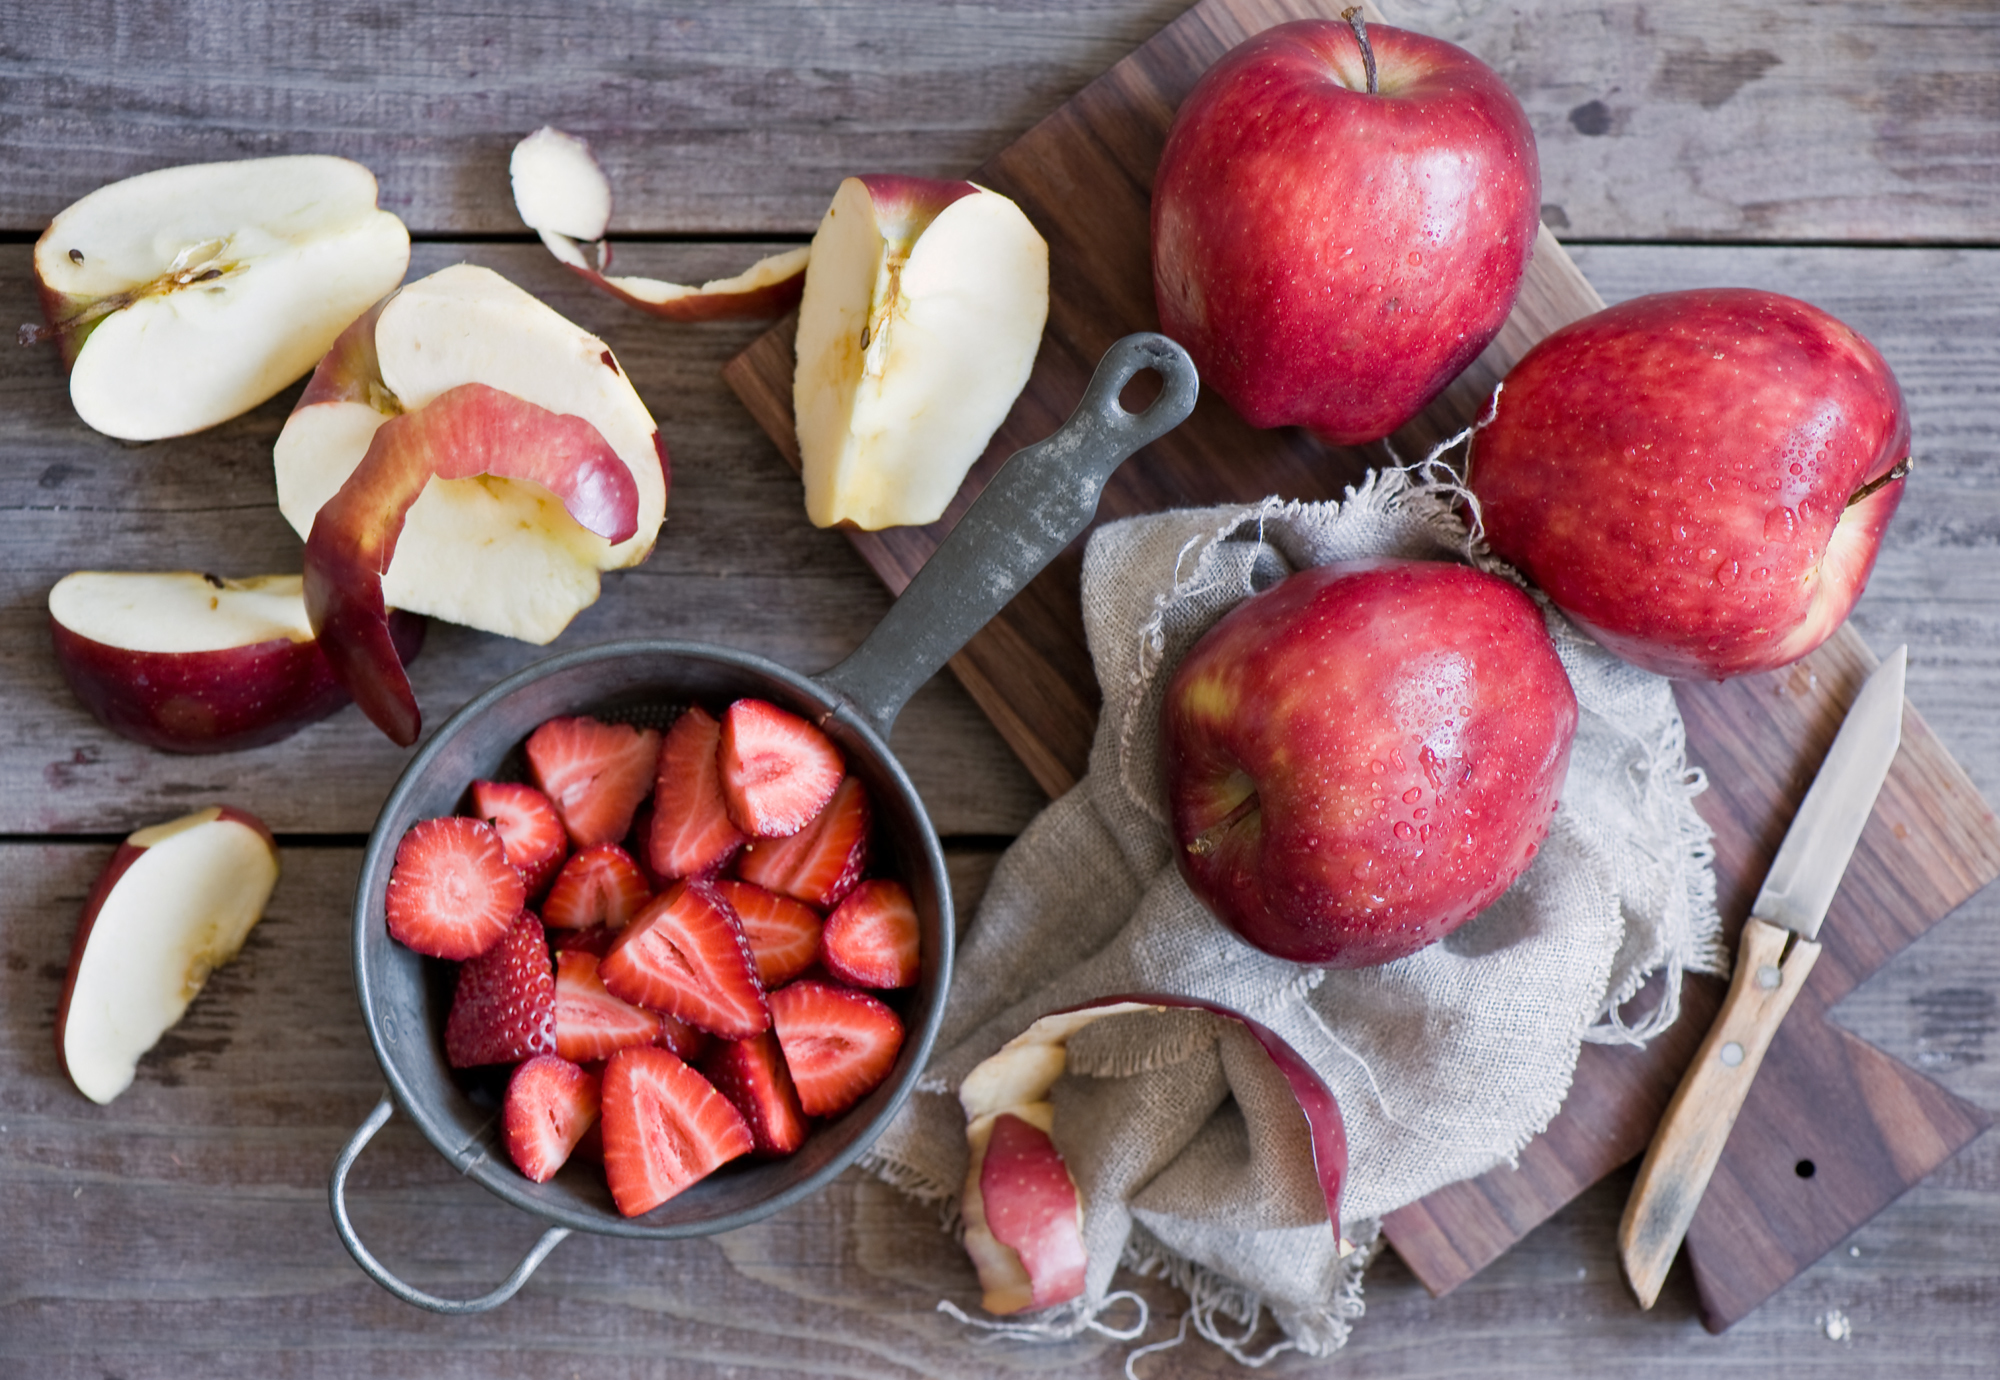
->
xmin=55 ymin=806 xmax=281 ymax=1105
xmin=276 ymin=264 xmax=667 ymax=745
xmin=959 ymin=996 xmax=1351 ymax=1315
xmin=49 ymin=570 xmax=424 ymax=753
xmin=511 ymin=127 xmax=809 ymax=322
xmin=793 ymin=175 xmax=1049 ymax=530
xmin=30 ymin=156 xmax=410 ymax=441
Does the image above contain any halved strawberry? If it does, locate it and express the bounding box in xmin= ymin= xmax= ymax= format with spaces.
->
xmin=649 ymin=705 xmax=747 ymax=879
xmin=542 ymin=843 xmax=652 ymax=930
xmin=384 ymin=815 xmax=526 ymax=960
xmin=701 ymin=1030 xmax=809 ymax=1157
xmin=599 ymin=879 xmax=768 ymax=1039
xmin=444 ymin=911 xmax=555 ymax=1067
xmin=599 ymin=1045 xmax=753 ymax=1216
xmin=657 ymin=1012 xmax=712 ymax=1065
xmin=820 ymin=879 xmax=921 ymax=989
xmin=502 ymin=1053 xmax=600 ymax=1183
xmin=468 ymin=779 xmax=567 ymax=898
xmin=735 ymin=775 xmax=871 ymax=909
xmin=554 ymin=949 xmax=662 ymax=1062
xmin=526 ymin=715 xmax=663 ymax=849
xmin=718 ymin=699 xmax=844 ymax=838
xmin=768 ymin=979 xmax=904 ymax=1118
xmin=711 ymin=878 xmax=823 ymax=988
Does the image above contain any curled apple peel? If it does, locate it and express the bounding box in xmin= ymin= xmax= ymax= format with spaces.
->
xmin=958 ymin=996 xmax=1351 ymax=1316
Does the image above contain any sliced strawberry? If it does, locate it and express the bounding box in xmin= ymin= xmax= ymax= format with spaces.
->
xmin=384 ymin=815 xmax=526 ymax=960
xmin=502 ymin=1053 xmax=600 ymax=1183
xmin=444 ymin=911 xmax=555 ymax=1067
xmin=542 ymin=843 xmax=653 ymax=930
xmin=554 ymin=949 xmax=662 ymax=1063
xmin=467 ymin=779 xmax=567 ymax=898
xmin=599 ymin=879 xmax=769 ymax=1039
xmin=820 ymin=879 xmax=921 ymax=990
xmin=526 ymin=715 xmax=663 ymax=849
xmin=711 ymin=878 xmax=823 ymax=988
xmin=657 ymin=1012 xmax=712 ymax=1065
xmin=550 ymin=923 xmax=618 ymax=957
xmin=701 ymin=1030 xmax=809 ymax=1157
xmin=768 ymin=979 xmax=904 ymax=1118
xmin=599 ymin=1045 xmax=753 ymax=1216
xmin=736 ymin=775 xmax=871 ymax=908
xmin=649 ymin=705 xmax=748 ymax=879
xmin=718 ymin=699 xmax=844 ymax=838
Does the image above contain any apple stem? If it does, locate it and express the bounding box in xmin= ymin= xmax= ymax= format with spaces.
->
xmin=1847 ymin=456 xmax=1912 ymax=507
xmin=1342 ymin=7 xmax=1379 ymax=95
xmin=1186 ymin=790 xmax=1261 ymax=858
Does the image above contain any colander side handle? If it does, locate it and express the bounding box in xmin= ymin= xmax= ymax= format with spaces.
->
xmin=330 ymin=1092 xmax=572 ymax=1314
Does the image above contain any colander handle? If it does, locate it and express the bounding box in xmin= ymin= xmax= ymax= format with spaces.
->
xmin=330 ymin=1092 xmax=573 ymax=1313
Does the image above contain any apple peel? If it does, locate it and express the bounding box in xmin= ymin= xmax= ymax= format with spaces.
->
xmin=303 ymin=381 xmax=639 ymax=746
xmin=510 ymin=127 xmax=808 ymax=322
xmin=958 ymin=995 xmax=1351 ymax=1316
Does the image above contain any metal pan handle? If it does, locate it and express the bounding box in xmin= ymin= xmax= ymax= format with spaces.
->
xmin=815 ymin=331 xmax=1198 ymax=740
xmin=330 ymin=1092 xmax=572 ymax=1313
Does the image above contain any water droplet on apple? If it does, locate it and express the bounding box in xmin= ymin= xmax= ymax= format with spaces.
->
xmin=1714 ymin=559 xmax=1741 ymax=587
xmin=1419 ymin=744 xmax=1447 ymax=790
xmin=1373 ymin=797 xmax=1388 ymax=812
xmin=1394 ymin=821 xmax=1416 ymax=841
xmin=1789 ymin=462 xmax=1804 ymax=476
xmin=1420 ymin=823 xmax=1433 ymax=841
xmin=1370 ymin=760 xmax=1385 ymax=775
xmin=1413 ymin=807 xmax=1428 ymax=821
xmin=1402 ymin=787 xmax=1423 ymax=804
xmin=1764 ymin=506 xmax=1798 ymax=542
xmin=1752 ymin=566 xmax=1770 ymax=580
xmin=1391 ymin=750 xmax=1408 ymax=771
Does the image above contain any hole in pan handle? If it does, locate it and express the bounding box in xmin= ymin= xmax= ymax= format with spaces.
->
xmin=815 ymin=331 xmax=1199 ymax=741
xmin=330 ymin=1092 xmax=574 ymax=1314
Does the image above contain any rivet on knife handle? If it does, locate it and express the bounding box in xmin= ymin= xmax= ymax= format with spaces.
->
xmin=1617 ymin=916 xmax=1821 ymax=1307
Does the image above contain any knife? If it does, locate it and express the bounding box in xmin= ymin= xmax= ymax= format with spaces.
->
xmin=1618 ymin=644 xmax=1908 ymax=1309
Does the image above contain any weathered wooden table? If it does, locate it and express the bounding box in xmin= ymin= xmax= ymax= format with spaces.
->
xmin=4 ymin=1 xmax=1996 ymax=1374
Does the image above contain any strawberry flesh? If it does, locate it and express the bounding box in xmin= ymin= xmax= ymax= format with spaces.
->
xmin=468 ymin=779 xmax=568 ymax=899
xmin=502 ymin=1053 xmax=601 ymax=1183
xmin=701 ymin=1030 xmax=809 ymax=1157
xmin=657 ymin=1012 xmax=712 ymax=1065
xmin=542 ymin=842 xmax=653 ymax=930
xmin=600 ymin=1045 xmax=753 ymax=1216
xmin=527 ymin=716 xmax=663 ymax=849
xmin=385 ymin=815 xmax=526 ymax=960
xmin=718 ymin=699 xmax=843 ymax=838
xmin=445 ymin=911 xmax=556 ymax=1068
xmin=649 ymin=705 xmax=747 ymax=879
xmin=599 ymin=879 xmax=769 ymax=1040
xmin=554 ymin=949 xmax=662 ymax=1063
xmin=711 ymin=878 xmax=823 ymax=988
xmin=736 ymin=775 xmax=871 ymax=909
xmin=820 ymin=878 xmax=921 ymax=989
xmin=768 ymin=979 xmax=904 ymax=1118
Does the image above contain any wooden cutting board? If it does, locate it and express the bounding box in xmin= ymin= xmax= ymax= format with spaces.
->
xmin=723 ymin=0 xmax=2000 ymax=1332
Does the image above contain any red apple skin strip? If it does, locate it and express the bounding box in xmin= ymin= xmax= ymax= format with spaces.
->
xmin=550 ymin=238 xmax=810 ymax=323
xmin=979 ymin=1112 xmax=1089 ymax=1310
xmin=302 ymin=380 xmax=640 ymax=745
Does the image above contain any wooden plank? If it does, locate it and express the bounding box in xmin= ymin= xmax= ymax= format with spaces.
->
xmin=0 ymin=242 xmax=1045 ymax=840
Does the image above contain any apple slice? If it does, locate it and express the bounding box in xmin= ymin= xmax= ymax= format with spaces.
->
xmin=29 ymin=156 xmax=409 ymax=441
xmin=958 ymin=996 xmax=1351 ymax=1316
xmin=792 ymin=175 xmax=1049 ymax=530
xmin=510 ymin=127 xmax=809 ymax=322
xmin=48 ymin=570 xmax=424 ymax=753
xmin=55 ymin=806 xmax=281 ymax=1104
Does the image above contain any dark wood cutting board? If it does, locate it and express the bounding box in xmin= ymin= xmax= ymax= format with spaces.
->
xmin=722 ymin=0 xmax=2000 ymax=1332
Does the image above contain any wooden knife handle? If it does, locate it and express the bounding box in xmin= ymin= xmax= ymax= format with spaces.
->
xmin=1618 ymin=916 xmax=1822 ymax=1308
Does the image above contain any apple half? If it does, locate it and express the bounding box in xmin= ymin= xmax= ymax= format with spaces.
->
xmin=49 ymin=571 xmax=424 ymax=753
xmin=276 ymin=263 xmax=667 ymax=744
xmin=30 ymin=155 xmax=410 ymax=441
xmin=55 ymin=806 xmax=281 ymax=1104
xmin=793 ymin=175 xmax=1049 ymax=530
xmin=958 ymin=996 xmax=1351 ymax=1316
xmin=510 ymin=127 xmax=809 ymax=322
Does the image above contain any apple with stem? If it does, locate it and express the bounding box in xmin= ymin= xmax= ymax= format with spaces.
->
xmin=1160 ymin=559 xmax=1577 ymax=967
xmin=29 ymin=156 xmax=409 ymax=441
xmin=1466 ymin=288 xmax=1911 ymax=680
xmin=1152 ymin=13 xmax=1539 ymax=445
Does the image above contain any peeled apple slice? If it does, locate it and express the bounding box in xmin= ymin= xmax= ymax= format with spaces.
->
xmin=510 ymin=127 xmax=809 ymax=322
xmin=958 ymin=996 xmax=1351 ymax=1316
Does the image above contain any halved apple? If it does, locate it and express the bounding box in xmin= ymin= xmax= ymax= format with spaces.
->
xmin=55 ymin=806 xmax=281 ymax=1104
xmin=30 ymin=155 xmax=410 ymax=441
xmin=49 ymin=570 xmax=424 ymax=753
xmin=510 ymin=127 xmax=809 ymax=322
xmin=793 ymin=175 xmax=1048 ymax=531
xmin=275 ymin=263 xmax=668 ymax=745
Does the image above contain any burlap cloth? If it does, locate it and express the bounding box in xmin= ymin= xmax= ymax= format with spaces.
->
xmin=863 ymin=464 xmax=1725 ymax=1365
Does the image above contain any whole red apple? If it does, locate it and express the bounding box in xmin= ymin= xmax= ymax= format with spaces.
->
xmin=1465 ymin=288 xmax=1910 ymax=680
xmin=1151 ymin=15 xmax=1539 ymax=445
xmin=1161 ymin=559 xmax=1577 ymax=967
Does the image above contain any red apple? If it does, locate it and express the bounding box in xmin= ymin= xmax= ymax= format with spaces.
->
xmin=49 ymin=570 xmax=423 ymax=753
xmin=1160 ymin=559 xmax=1577 ymax=967
xmin=1465 ymin=288 xmax=1911 ymax=680
xmin=1151 ymin=15 xmax=1539 ymax=444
